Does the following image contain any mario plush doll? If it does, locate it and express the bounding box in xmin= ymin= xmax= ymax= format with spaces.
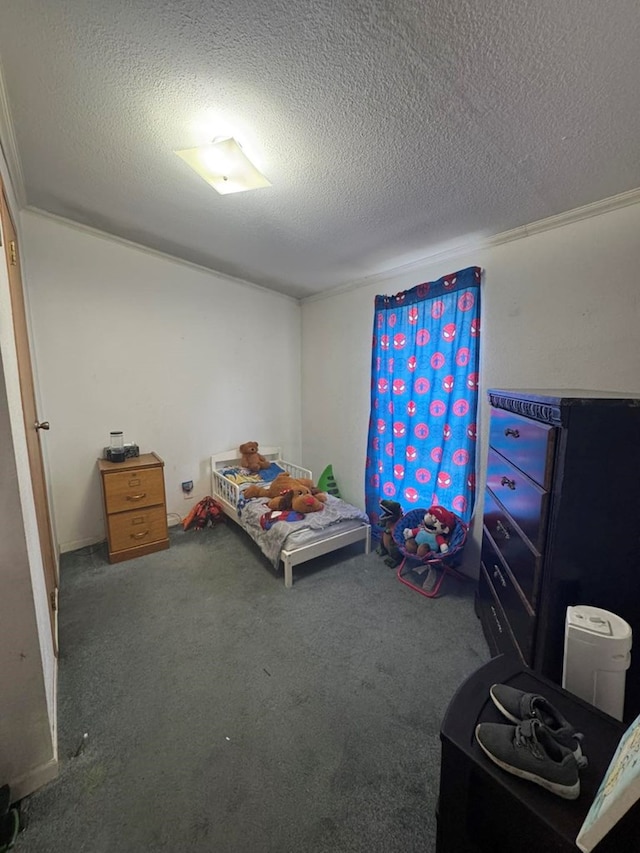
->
xmin=403 ymin=505 xmax=455 ymax=558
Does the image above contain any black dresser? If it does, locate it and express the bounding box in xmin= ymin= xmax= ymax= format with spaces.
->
xmin=475 ymin=389 xmax=640 ymax=723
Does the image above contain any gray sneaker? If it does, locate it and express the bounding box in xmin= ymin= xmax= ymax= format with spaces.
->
xmin=475 ymin=719 xmax=580 ymax=799
xmin=489 ymin=683 xmax=587 ymax=768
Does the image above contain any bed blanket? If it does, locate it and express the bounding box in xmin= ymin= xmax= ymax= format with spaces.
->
xmin=220 ymin=463 xmax=285 ymax=486
xmin=240 ymin=495 xmax=369 ymax=567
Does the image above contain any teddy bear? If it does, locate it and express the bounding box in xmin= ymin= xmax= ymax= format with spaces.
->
xmin=376 ymin=499 xmax=403 ymax=568
xmin=239 ymin=441 xmax=271 ymax=473
xmin=403 ymin=505 xmax=455 ymax=558
xmin=244 ymin=471 xmax=327 ymax=504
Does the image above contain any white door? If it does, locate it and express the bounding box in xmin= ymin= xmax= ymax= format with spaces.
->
xmin=1 ymin=182 xmax=58 ymax=654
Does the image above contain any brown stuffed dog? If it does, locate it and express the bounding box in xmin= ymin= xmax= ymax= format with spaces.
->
xmin=239 ymin=441 xmax=271 ymax=473
xmin=245 ymin=471 xmax=327 ymax=506
xmin=267 ymin=488 xmax=325 ymax=514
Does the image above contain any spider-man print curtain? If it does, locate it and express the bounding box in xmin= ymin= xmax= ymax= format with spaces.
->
xmin=365 ymin=266 xmax=482 ymax=529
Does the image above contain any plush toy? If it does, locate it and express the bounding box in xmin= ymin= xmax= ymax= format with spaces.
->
xmin=376 ymin=499 xmax=403 ymax=568
xmin=244 ymin=471 xmax=327 ymax=503
xmin=267 ymin=488 xmax=326 ymax=514
xmin=239 ymin=441 xmax=271 ymax=473
xmin=403 ymin=506 xmax=455 ymax=558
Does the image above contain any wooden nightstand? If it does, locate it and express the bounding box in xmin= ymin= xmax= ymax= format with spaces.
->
xmin=98 ymin=452 xmax=170 ymax=563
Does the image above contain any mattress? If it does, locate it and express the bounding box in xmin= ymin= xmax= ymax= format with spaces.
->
xmin=237 ymin=493 xmax=370 ymax=567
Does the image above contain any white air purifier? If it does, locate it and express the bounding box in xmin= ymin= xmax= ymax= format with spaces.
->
xmin=562 ymin=605 xmax=632 ymax=721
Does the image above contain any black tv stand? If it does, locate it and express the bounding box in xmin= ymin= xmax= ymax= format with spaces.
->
xmin=436 ymin=655 xmax=640 ymax=853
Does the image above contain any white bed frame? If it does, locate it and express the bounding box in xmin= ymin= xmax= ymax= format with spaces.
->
xmin=210 ymin=446 xmax=371 ymax=588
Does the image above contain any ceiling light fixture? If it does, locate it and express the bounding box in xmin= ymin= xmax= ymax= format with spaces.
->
xmin=175 ymin=137 xmax=271 ymax=195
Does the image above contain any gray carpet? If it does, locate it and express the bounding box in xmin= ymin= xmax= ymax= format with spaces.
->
xmin=16 ymin=522 xmax=489 ymax=853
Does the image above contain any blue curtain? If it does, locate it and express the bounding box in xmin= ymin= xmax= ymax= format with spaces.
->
xmin=365 ymin=266 xmax=481 ymax=529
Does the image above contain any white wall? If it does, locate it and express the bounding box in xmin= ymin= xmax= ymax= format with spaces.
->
xmin=21 ymin=211 xmax=302 ymax=552
xmin=301 ymin=200 xmax=640 ymax=573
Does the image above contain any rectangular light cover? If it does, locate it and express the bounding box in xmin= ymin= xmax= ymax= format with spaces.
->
xmin=175 ymin=137 xmax=271 ymax=195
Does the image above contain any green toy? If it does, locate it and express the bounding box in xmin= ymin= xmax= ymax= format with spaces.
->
xmin=317 ymin=464 xmax=341 ymax=498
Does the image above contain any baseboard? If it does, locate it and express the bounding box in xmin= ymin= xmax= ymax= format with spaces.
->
xmin=9 ymin=756 xmax=58 ymax=802
xmin=59 ymin=536 xmax=104 ymax=553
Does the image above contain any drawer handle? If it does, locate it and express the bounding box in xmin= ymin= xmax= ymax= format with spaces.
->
xmin=490 ymin=605 xmax=503 ymax=634
xmin=495 ymin=519 xmax=510 ymax=540
xmin=126 ymin=493 xmax=147 ymax=502
xmin=493 ymin=564 xmax=507 ymax=588
xmin=500 ymin=476 xmax=516 ymax=490
xmin=131 ymin=530 xmax=150 ymax=539
xmin=504 ymin=428 xmax=520 ymax=438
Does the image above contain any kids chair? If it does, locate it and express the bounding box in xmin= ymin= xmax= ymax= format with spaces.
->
xmin=392 ymin=507 xmax=469 ymax=598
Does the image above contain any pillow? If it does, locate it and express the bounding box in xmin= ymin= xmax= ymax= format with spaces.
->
xmin=258 ymin=462 xmax=286 ymax=482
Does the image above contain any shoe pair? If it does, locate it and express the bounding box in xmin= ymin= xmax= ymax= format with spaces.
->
xmin=475 ymin=684 xmax=587 ymax=800
xmin=0 ymin=785 xmax=19 ymax=852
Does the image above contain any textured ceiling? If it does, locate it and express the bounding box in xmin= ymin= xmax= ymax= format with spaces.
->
xmin=0 ymin=0 xmax=639 ymax=299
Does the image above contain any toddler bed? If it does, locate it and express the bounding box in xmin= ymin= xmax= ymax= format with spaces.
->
xmin=210 ymin=446 xmax=371 ymax=588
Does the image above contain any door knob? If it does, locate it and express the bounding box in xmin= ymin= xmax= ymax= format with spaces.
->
xmin=35 ymin=420 xmax=50 ymax=431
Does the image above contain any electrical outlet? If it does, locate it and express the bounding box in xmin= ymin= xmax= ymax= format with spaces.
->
xmin=181 ymin=480 xmax=194 ymax=500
